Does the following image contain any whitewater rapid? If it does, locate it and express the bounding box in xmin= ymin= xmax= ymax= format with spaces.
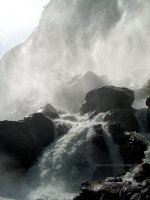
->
xmin=22 ymin=112 xmax=124 ymax=200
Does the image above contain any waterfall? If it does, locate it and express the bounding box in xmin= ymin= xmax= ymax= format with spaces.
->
xmin=102 ymin=124 xmax=124 ymax=176
xmin=25 ymin=112 xmax=124 ymax=200
xmin=135 ymin=108 xmax=149 ymax=134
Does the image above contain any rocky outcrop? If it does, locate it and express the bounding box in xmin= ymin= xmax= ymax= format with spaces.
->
xmin=80 ymin=86 xmax=134 ymax=115
xmin=74 ymin=164 xmax=150 ymax=200
xmin=92 ymin=122 xmax=147 ymax=167
xmin=0 ymin=113 xmax=55 ymax=170
xmin=74 ymin=181 xmax=142 ymax=200
xmin=107 ymin=122 xmax=147 ymax=165
xmin=0 ymin=121 xmax=36 ymax=169
xmin=103 ymin=109 xmax=139 ymax=132
xmin=42 ymin=103 xmax=59 ymax=119
xmin=24 ymin=113 xmax=55 ymax=149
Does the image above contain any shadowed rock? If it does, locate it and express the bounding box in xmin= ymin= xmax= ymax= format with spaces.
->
xmin=80 ymin=86 xmax=134 ymax=115
xmin=0 ymin=113 xmax=55 ymax=170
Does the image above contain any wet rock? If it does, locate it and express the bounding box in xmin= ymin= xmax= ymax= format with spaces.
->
xmin=93 ymin=124 xmax=108 ymax=153
xmin=80 ymin=86 xmax=134 ymax=115
xmin=0 ymin=113 xmax=55 ymax=170
xmin=107 ymin=122 xmax=147 ymax=165
xmin=103 ymin=109 xmax=139 ymax=132
xmin=0 ymin=121 xmax=36 ymax=169
xmin=55 ymin=122 xmax=70 ymax=137
xmin=105 ymin=177 xmax=122 ymax=183
xmin=42 ymin=103 xmax=59 ymax=119
xmin=133 ymin=163 xmax=150 ymax=182
xmin=24 ymin=113 xmax=55 ymax=148
xmin=130 ymin=193 xmax=143 ymax=200
xmin=74 ymin=181 xmax=141 ymax=200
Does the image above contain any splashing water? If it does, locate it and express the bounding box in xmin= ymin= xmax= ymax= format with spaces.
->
xmin=24 ymin=112 xmax=124 ymax=200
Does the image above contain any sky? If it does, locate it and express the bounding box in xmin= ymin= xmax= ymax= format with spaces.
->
xmin=0 ymin=0 xmax=50 ymax=59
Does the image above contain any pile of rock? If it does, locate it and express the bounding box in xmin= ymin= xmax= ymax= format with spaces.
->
xmin=74 ymin=163 xmax=150 ymax=200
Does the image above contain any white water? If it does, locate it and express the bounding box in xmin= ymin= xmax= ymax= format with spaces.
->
xmin=21 ymin=112 xmax=124 ymax=200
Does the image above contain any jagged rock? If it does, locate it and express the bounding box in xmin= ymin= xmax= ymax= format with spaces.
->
xmin=0 ymin=113 xmax=55 ymax=170
xmin=107 ymin=122 xmax=147 ymax=165
xmin=80 ymin=86 xmax=134 ymax=115
xmin=42 ymin=103 xmax=59 ymax=119
xmin=73 ymin=181 xmax=141 ymax=200
xmin=133 ymin=163 xmax=150 ymax=182
xmin=103 ymin=109 xmax=139 ymax=132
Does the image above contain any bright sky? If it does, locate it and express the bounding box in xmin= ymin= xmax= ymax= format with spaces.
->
xmin=0 ymin=0 xmax=50 ymax=59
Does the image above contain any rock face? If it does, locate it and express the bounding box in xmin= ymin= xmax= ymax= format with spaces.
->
xmin=0 ymin=121 xmax=36 ymax=169
xmin=80 ymin=86 xmax=134 ymax=115
xmin=103 ymin=109 xmax=139 ymax=132
xmin=24 ymin=113 xmax=55 ymax=149
xmin=0 ymin=113 xmax=55 ymax=170
xmin=74 ymin=163 xmax=150 ymax=200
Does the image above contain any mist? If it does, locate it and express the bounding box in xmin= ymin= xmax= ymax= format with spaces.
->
xmin=0 ymin=0 xmax=150 ymax=115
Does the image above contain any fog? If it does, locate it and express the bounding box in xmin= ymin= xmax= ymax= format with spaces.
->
xmin=0 ymin=0 xmax=150 ymax=115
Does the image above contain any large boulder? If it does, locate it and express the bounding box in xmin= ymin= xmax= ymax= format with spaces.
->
xmin=24 ymin=113 xmax=55 ymax=148
xmin=107 ymin=122 xmax=148 ymax=165
xmin=103 ymin=109 xmax=139 ymax=132
xmin=0 ymin=113 xmax=55 ymax=170
xmin=80 ymin=86 xmax=134 ymax=115
xmin=0 ymin=121 xmax=36 ymax=169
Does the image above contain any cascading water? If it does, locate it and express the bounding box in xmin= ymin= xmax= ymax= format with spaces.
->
xmin=135 ymin=108 xmax=149 ymax=134
xmin=24 ymin=112 xmax=124 ymax=200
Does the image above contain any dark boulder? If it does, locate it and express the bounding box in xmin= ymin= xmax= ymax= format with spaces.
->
xmin=0 ymin=121 xmax=36 ymax=169
xmin=42 ymin=103 xmax=59 ymax=119
xmin=107 ymin=122 xmax=147 ymax=165
xmin=103 ymin=109 xmax=139 ymax=132
xmin=80 ymin=86 xmax=134 ymax=115
xmin=133 ymin=163 xmax=150 ymax=182
xmin=24 ymin=113 xmax=55 ymax=148
xmin=0 ymin=113 xmax=55 ymax=170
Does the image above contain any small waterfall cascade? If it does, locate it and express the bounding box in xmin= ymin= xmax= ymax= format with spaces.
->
xmin=135 ymin=108 xmax=149 ymax=134
xmin=26 ymin=112 xmax=124 ymax=200
xmin=102 ymin=123 xmax=124 ymax=176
